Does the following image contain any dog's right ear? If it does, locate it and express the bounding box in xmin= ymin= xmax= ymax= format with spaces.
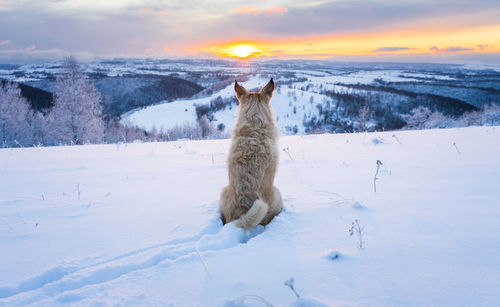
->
xmin=235 ymin=80 xmax=248 ymax=100
xmin=260 ymin=78 xmax=275 ymax=98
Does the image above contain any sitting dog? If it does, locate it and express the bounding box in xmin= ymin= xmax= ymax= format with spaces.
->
xmin=219 ymin=78 xmax=283 ymax=230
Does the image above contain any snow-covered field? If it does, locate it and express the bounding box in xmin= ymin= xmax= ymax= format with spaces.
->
xmin=1 ymin=126 xmax=499 ymax=306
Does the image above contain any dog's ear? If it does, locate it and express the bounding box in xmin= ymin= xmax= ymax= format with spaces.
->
xmin=235 ymin=80 xmax=248 ymax=100
xmin=260 ymin=78 xmax=275 ymax=98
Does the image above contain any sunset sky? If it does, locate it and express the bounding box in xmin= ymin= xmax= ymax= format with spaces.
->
xmin=0 ymin=0 xmax=499 ymax=63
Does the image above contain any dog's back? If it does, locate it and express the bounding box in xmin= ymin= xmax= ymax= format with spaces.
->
xmin=219 ymin=79 xmax=283 ymax=230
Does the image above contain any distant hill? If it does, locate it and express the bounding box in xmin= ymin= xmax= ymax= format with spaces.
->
xmin=94 ymin=75 xmax=204 ymax=118
xmin=25 ymin=75 xmax=204 ymax=118
xmin=0 ymin=64 xmax=20 ymax=70
xmin=1 ymin=79 xmax=53 ymax=111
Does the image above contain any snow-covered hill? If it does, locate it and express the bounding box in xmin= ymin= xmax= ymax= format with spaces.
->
xmin=121 ymin=73 xmax=419 ymax=135
xmin=1 ymin=126 xmax=499 ymax=306
xmin=123 ymin=76 xmax=329 ymax=135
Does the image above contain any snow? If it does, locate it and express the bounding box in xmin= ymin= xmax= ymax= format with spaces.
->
xmin=1 ymin=126 xmax=499 ymax=306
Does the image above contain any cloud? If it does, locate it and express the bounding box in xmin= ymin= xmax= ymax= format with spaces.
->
xmin=327 ymin=52 xmax=500 ymax=64
xmin=0 ymin=5 xmax=189 ymax=59
xmin=430 ymin=46 xmax=474 ymax=53
xmin=231 ymin=5 xmax=287 ymax=15
xmin=477 ymin=44 xmax=490 ymax=50
xmin=374 ymin=47 xmax=411 ymax=52
xmin=0 ymin=0 xmax=499 ymax=62
xmin=0 ymin=40 xmax=12 ymax=46
xmin=136 ymin=7 xmax=173 ymax=16
xmin=0 ymin=47 xmax=95 ymax=64
xmin=200 ymin=0 xmax=500 ymax=42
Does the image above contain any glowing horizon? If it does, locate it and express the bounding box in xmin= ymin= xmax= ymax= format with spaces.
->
xmin=201 ymin=24 xmax=500 ymax=60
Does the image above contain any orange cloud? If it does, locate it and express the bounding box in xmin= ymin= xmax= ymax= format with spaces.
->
xmin=231 ymin=5 xmax=287 ymax=15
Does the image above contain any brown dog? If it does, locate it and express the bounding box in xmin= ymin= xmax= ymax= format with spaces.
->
xmin=219 ymin=78 xmax=283 ymax=230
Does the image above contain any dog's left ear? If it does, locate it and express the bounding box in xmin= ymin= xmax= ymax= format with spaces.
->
xmin=260 ymin=78 xmax=275 ymax=98
xmin=235 ymin=80 xmax=249 ymax=100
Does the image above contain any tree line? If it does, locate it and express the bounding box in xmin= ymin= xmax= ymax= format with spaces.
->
xmin=0 ymin=57 xmax=166 ymax=147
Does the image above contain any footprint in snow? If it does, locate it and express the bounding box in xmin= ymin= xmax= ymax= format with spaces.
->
xmin=0 ymin=210 xmax=265 ymax=303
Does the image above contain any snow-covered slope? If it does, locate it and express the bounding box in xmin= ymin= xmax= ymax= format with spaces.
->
xmin=123 ymin=76 xmax=332 ymax=135
xmin=0 ymin=126 xmax=499 ymax=306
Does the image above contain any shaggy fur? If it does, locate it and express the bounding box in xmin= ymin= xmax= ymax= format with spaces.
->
xmin=219 ymin=78 xmax=283 ymax=230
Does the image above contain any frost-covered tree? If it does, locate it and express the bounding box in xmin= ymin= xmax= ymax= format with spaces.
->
xmin=478 ymin=104 xmax=500 ymax=126
xmin=423 ymin=111 xmax=453 ymax=129
xmin=0 ymin=81 xmax=33 ymax=147
xmin=49 ymin=57 xmax=104 ymax=145
xmin=355 ymin=105 xmax=370 ymax=132
xmin=30 ymin=111 xmax=50 ymax=146
xmin=456 ymin=104 xmax=500 ymax=127
xmin=403 ymin=106 xmax=432 ymax=130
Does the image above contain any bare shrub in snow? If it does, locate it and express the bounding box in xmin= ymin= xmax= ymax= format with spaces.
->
xmin=164 ymin=118 xmax=228 ymax=141
xmin=349 ymin=219 xmax=365 ymax=249
xmin=282 ymin=147 xmax=293 ymax=160
xmin=284 ymin=278 xmax=300 ymax=298
xmin=105 ymin=121 xmax=152 ymax=143
xmin=374 ymin=159 xmax=383 ymax=192
xmin=165 ymin=122 xmax=201 ymax=140
xmin=198 ymin=115 xmax=213 ymax=138
xmin=453 ymin=142 xmax=462 ymax=155
xmin=392 ymin=133 xmax=402 ymax=144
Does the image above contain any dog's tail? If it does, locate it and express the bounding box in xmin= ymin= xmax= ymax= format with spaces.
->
xmin=234 ymin=200 xmax=269 ymax=230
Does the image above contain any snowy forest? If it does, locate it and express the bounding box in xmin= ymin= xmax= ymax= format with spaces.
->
xmin=0 ymin=58 xmax=176 ymax=147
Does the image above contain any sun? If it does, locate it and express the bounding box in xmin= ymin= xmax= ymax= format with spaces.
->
xmin=231 ymin=44 xmax=260 ymax=58
xmin=207 ymin=42 xmax=264 ymax=58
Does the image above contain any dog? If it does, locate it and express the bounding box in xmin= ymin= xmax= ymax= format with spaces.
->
xmin=219 ymin=78 xmax=283 ymax=230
